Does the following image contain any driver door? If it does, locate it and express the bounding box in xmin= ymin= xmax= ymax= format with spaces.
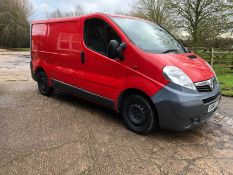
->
xmin=79 ymin=18 xmax=124 ymax=104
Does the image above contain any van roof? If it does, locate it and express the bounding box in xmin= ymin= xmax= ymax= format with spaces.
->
xmin=32 ymin=12 xmax=138 ymax=24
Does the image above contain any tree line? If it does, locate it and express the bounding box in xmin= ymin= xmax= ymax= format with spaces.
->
xmin=0 ymin=0 xmax=31 ymax=48
xmin=130 ymin=0 xmax=233 ymax=47
xmin=0 ymin=0 xmax=232 ymax=48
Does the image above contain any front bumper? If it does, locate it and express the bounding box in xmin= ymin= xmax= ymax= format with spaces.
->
xmin=151 ymin=82 xmax=221 ymax=131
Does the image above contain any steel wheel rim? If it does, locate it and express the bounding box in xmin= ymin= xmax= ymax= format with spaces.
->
xmin=127 ymin=103 xmax=147 ymax=126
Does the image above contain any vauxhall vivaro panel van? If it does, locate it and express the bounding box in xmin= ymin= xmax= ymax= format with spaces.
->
xmin=31 ymin=13 xmax=221 ymax=134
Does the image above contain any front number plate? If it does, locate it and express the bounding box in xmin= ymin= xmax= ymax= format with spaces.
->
xmin=208 ymin=100 xmax=219 ymax=113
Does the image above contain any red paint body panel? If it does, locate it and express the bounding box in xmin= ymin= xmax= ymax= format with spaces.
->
xmin=31 ymin=13 xmax=214 ymax=110
xmin=146 ymin=53 xmax=214 ymax=82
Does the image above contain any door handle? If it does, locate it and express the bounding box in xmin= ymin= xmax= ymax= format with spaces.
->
xmin=80 ymin=51 xmax=85 ymax=64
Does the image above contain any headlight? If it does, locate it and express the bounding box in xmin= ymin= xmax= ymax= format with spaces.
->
xmin=163 ymin=66 xmax=196 ymax=91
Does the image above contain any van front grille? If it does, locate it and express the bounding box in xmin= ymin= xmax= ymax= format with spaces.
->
xmin=195 ymin=77 xmax=217 ymax=92
xmin=196 ymin=85 xmax=212 ymax=92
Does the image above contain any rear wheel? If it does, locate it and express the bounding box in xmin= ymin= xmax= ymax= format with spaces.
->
xmin=37 ymin=71 xmax=54 ymax=96
xmin=121 ymin=94 xmax=158 ymax=134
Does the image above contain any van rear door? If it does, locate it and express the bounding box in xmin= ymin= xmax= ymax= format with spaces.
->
xmin=31 ymin=23 xmax=48 ymax=74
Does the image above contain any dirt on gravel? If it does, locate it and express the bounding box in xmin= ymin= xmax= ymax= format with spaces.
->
xmin=0 ymin=51 xmax=233 ymax=175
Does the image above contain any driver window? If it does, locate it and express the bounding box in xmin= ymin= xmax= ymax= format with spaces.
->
xmin=84 ymin=18 xmax=121 ymax=56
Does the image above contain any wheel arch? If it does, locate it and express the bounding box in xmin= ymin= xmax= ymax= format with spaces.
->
xmin=34 ymin=66 xmax=53 ymax=87
xmin=34 ymin=67 xmax=45 ymax=81
xmin=35 ymin=67 xmax=45 ymax=74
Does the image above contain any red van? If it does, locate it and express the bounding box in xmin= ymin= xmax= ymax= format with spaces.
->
xmin=31 ymin=13 xmax=221 ymax=134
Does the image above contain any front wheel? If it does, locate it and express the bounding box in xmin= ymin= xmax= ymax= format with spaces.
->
xmin=121 ymin=94 xmax=158 ymax=134
xmin=37 ymin=71 xmax=54 ymax=96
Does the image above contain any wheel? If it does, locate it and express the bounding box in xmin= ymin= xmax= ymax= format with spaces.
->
xmin=121 ymin=94 xmax=158 ymax=134
xmin=37 ymin=71 xmax=54 ymax=96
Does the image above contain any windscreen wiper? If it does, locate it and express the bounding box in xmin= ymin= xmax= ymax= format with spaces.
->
xmin=162 ymin=49 xmax=180 ymax=54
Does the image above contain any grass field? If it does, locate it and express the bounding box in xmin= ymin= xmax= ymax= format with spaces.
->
xmin=213 ymin=64 xmax=233 ymax=97
xmin=9 ymin=48 xmax=30 ymax=51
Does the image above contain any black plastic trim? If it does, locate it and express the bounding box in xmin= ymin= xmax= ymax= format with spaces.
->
xmin=187 ymin=55 xmax=197 ymax=59
xmin=51 ymin=79 xmax=114 ymax=109
xmin=203 ymin=92 xmax=221 ymax=104
xmin=30 ymin=61 xmax=37 ymax=81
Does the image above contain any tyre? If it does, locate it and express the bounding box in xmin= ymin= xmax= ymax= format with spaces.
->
xmin=37 ymin=71 xmax=54 ymax=96
xmin=121 ymin=94 xmax=158 ymax=134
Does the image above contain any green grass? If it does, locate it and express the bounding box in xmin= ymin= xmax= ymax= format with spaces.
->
xmin=8 ymin=48 xmax=30 ymax=51
xmin=213 ymin=64 xmax=233 ymax=97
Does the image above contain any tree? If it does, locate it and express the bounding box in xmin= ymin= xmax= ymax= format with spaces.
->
xmin=47 ymin=5 xmax=85 ymax=19
xmin=0 ymin=0 xmax=31 ymax=48
xmin=225 ymin=0 xmax=233 ymax=34
xmin=167 ymin=0 xmax=233 ymax=46
xmin=130 ymin=0 xmax=178 ymax=32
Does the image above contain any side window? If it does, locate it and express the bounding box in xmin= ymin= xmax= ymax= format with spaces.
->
xmin=106 ymin=25 xmax=121 ymax=44
xmin=84 ymin=18 xmax=121 ymax=56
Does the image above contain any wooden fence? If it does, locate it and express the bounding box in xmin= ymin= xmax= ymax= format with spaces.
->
xmin=191 ymin=47 xmax=233 ymax=68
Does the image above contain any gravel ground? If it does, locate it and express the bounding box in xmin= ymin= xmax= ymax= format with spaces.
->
xmin=0 ymin=51 xmax=233 ymax=175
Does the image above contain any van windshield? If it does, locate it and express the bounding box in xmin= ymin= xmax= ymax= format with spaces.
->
xmin=111 ymin=17 xmax=186 ymax=54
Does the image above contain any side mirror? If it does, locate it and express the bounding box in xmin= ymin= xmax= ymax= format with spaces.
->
xmin=116 ymin=42 xmax=126 ymax=61
xmin=107 ymin=40 xmax=119 ymax=59
xmin=107 ymin=40 xmax=126 ymax=60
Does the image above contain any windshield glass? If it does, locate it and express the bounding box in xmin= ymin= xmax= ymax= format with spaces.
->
xmin=111 ymin=17 xmax=186 ymax=54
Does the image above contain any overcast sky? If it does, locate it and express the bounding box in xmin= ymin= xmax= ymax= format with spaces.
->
xmin=29 ymin=0 xmax=135 ymax=20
